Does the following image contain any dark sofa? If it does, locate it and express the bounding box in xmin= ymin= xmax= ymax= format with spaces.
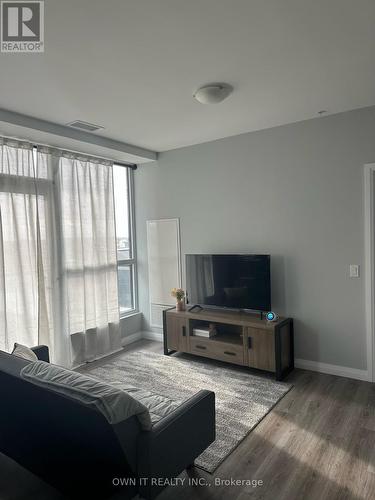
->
xmin=0 ymin=346 xmax=215 ymax=499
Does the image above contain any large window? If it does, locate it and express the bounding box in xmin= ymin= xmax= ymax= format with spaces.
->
xmin=113 ymin=165 xmax=137 ymax=316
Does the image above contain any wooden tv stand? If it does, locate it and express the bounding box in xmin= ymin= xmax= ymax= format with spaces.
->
xmin=163 ymin=308 xmax=294 ymax=381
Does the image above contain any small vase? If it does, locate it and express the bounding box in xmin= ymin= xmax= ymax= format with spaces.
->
xmin=176 ymin=299 xmax=184 ymax=312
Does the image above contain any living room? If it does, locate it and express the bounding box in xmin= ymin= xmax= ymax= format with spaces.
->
xmin=0 ymin=1 xmax=375 ymax=500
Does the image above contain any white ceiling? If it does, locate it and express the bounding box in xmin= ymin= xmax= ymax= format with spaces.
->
xmin=0 ymin=0 xmax=374 ymax=152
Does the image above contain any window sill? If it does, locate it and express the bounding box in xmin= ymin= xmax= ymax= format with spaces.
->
xmin=120 ymin=310 xmax=140 ymax=320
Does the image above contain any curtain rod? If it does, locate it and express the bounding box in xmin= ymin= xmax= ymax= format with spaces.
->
xmin=36 ymin=145 xmax=137 ymax=170
xmin=0 ymin=133 xmax=137 ymax=170
xmin=115 ymin=161 xmax=137 ymax=170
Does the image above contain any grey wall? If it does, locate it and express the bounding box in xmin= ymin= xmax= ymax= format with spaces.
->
xmin=134 ymin=106 xmax=375 ymax=371
xmin=120 ymin=313 xmax=142 ymax=339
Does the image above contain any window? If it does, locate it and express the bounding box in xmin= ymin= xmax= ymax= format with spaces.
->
xmin=113 ymin=165 xmax=137 ymax=316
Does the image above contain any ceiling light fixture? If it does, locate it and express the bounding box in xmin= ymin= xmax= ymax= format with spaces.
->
xmin=193 ymin=83 xmax=233 ymax=104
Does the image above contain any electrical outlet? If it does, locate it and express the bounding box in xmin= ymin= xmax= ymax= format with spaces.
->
xmin=349 ymin=265 xmax=360 ymax=278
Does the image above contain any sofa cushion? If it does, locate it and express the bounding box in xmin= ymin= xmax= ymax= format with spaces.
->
xmin=118 ymin=386 xmax=183 ymax=424
xmin=21 ymin=361 xmax=152 ymax=430
xmin=12 ymin=343 xmax=38 ymax=361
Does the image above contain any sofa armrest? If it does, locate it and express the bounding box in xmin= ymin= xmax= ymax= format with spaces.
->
xmin=31 ymin=345 xmax=50 ymax=362
xmin=138 ymin=389 xmax=215 ymax=500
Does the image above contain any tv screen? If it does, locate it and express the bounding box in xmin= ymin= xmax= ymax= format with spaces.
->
xmin=186 ymin=254 xmax=271 ymax=312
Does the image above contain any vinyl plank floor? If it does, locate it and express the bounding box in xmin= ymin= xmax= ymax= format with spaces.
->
xmin=1 ymin=340 xmax=374 ymax=500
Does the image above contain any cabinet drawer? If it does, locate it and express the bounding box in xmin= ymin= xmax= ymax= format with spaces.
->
xmin=189 ymin=337 xmax=244 ymax=366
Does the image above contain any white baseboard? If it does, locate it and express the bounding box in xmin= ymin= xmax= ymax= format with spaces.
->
xmin=141 ymin=330 xmax=163 ymax=342
xmin=121 ymin=331 xmax=143 ymax=346
xmin=295 ymin=358 xmax=370 ymax=382
xmin=121 ymin=330 xmax=163 ymax=345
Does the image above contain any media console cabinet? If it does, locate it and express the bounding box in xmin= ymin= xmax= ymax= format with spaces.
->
xmin=163 ymin=308 xmax=294 ymax=381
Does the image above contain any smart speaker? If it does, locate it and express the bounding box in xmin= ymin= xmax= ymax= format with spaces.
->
xmin=266 ymin=311 xmax=279 ymax=322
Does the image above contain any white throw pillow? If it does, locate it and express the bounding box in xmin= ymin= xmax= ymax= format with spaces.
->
xmin=12 ymin=343 xmax=38 ymax=361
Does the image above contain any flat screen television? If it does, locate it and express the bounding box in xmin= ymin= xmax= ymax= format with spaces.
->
xmin=186 ymin=254 xmax=271 ymax=312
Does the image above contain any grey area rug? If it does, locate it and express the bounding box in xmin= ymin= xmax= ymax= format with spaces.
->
xmin=82 ymin=351 xmax=292 ymax=473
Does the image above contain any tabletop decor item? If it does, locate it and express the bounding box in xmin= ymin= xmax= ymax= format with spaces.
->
xmin=171 ymin=287 xmax=185 ymax=311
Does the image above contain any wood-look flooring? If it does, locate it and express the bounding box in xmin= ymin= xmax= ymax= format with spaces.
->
xmin=1 ymin=339 xmax=374 ymax=500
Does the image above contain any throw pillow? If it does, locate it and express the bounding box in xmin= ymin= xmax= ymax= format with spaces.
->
xmin=12 ymin=343 xmax=38 ymax=361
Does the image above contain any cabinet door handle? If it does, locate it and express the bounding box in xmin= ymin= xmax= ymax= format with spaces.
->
xmin=248 ymin=337 xmax=252 ymax=349
xmin=196 ymin=345 xmax=206 ymax=350
xmin=224 ymin=351 xmax=236 ymax=356
xmin=182 ymin=326 xmax=186 ymax=337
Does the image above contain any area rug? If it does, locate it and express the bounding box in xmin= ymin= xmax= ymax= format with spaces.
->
xmin=81 ymin=350 xmax=292 ymax=473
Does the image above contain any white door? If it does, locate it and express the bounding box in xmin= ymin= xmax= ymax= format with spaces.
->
xmin=147 ymin=218 xmax=181 ymax=327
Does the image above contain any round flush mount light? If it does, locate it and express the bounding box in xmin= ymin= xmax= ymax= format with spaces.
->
xmin=193 ymin=83 xmax=233 ymax=104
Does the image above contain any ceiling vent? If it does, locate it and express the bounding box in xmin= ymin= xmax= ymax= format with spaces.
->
xmin=66 ymin=120 xmax=104 ymax=132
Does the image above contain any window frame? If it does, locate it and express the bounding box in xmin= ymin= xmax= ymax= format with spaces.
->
xmin=114 ymin=165 xmax=138 ymax=317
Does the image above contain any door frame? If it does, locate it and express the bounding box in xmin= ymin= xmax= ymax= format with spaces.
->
xmin=364 ymin=163 xmax=375 ymax=382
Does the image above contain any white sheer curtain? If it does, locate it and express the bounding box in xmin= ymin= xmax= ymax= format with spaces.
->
xmin=0 ymin=139 xmax=121 ymax=367
xmin=55 ymin=152 xmax=121 ymax=366
xmin=0 ymin=138 xmax=56 ymax=353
